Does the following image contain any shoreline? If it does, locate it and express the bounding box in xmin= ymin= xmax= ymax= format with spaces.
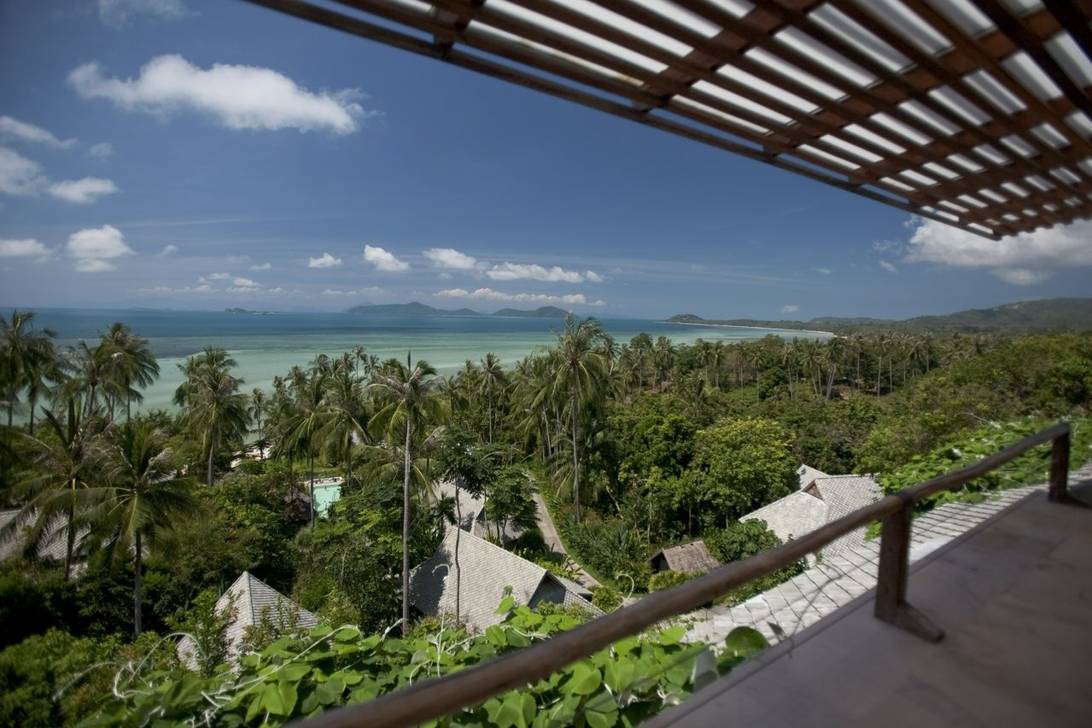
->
xmin=663 ymin=320 xmax=835 ymax=336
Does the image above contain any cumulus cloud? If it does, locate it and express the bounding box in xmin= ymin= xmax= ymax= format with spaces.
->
xmin=232 ymin=276 xmax=259 ymax=288
xmin=879 ymin=260 xmax=898 ymax=273
xmin=423 ymin=247 xmax=477 ymax=270
xmin=903 ymin=217 xmax=1092 ymax=285
xmin=201 ymin=272 xmax=231 ymax=281
xmin=0 ymin=147 xmax=46 ymax=196
xmin=69 ymin=55 xmax=370 ymax=134
xmin=88 ymin=142 xmax=114 ymax=159
xmin=814 ymin=267 xmax=832 ymax=275
xmin=781 ymin=304 xmax=800 ymax=314
xmin=0 ymin=147 xmax=118 ymax=204
xmin=486 ymin=262 xmax=597 ymax=283
xmin=138 ymin=283 xmax=213 ymax=294
xmin=0 ymin=116 xmax=76 ymax=148
xmin=363 ymin=244 xmax=409 ymax=272
xmin=0 ymin=238 xmax=50 ymax=259
xmin=157 ymin=244 xmax=178 ymax=256
xmin=98 ymin=0 xmax=189 ymax=27
xmin=48 ymin=177 xmax=119 ymax=204
xmin=435 ymin=287 xmax=603 ymax=306
xmin=67 ymin=224 xmax=134 ymax=272
xmin=250 ymin=262 xmax=272 ymax=271
xmin=585 ymin=270 xmax=604 ymax=283
xmin=308 ymin=252 xmax=342 ymax=269
xmin=322 ymin=287 xmax=386 ymax=297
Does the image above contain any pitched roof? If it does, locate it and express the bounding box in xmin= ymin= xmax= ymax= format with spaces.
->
xmin=436 ymin=479 xmax=524 ymax=542
xmin=811 ymin=476 xmax=885 ymax=522
xmin=741 ymin=491 xmax=829 ymax=545
xmin=796 ymin=465 xmax=829 ymax=491
xmin=410 ymin=528 xmax=599 ymax=631
xmin=651 ymin=540 xmax=719 ymax=574
xmin=178 ymin=571 xmax=318 ymax=669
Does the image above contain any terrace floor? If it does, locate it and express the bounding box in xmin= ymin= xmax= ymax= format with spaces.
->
xmin=650 ymin=476 xmax=1092 ymax=727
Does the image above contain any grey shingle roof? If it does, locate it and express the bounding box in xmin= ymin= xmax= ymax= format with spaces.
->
xmin=178 ymin=571 xmax=318 ymax=669
xmin=741 ymin=491 xmax=828 ymax=544
xmin=651 ymin=540 xmax=719 ymax=574
xmin=797 ymin=465 xmax=829 ymax=491
xmin=811 ymin=475 xmax=884 ymax=556
xmin=436 ymin=479 xmax=525 ymax=542
xmin=410 ymin=528 xmax=600 ymax=632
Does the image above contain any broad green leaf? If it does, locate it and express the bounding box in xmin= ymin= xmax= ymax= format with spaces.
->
xmin=496 ymin=595 xmax=516 ymax=615
xmin=658 ymin=626 xmax=687 ymax=646
xmin=723 ymin=626 xmax=767 ymax=658
xmin=278 ymin=663 xmax=311 ymax=681
xmin=564 ymin=663 xmax=602 ymax=696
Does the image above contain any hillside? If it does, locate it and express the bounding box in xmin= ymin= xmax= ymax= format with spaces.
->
xmin=345 ymin=302 xmax=480 ymax=317
xmin=668 ymin=298 xmax=1092 ymax=334
xmin=492 ymin=306 xmax=569 ymax=318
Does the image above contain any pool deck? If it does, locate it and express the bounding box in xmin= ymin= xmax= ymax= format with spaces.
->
xmin=648 ymin=478 xmax=1092 ymax=727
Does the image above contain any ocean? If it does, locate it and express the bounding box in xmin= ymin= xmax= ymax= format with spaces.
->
xmin=27 ymin=308 xmax=830 ymax=413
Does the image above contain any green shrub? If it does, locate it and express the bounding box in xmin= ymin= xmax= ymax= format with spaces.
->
xmin=591 ymin=585 xmax=623 ymax=612
xmin=704 ymin=520 xmax=780 ymax=563
xmin=648 ymin=570 xmax=697 ymax=592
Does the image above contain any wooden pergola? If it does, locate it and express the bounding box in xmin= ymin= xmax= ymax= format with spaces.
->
xmin=244 ymin=0 xmax=1092 ymax=239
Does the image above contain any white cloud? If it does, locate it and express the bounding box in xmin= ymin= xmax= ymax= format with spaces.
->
xmin=435 ymin=287 xmax=602 ymax=306
xmin=308 ymin=252 xmax=342 ymax=268
xmin=363 ymin=244 xmax=409 ymax=271
xmin=486 ymin=262 xmax=592 ymax=283
xmin=879 ymin=260 xmax=898 ymax=273
xmin=69 ymin=55 xmax=369 ymax=134
xmin=0 ymin=238 xmax=50 ymax=258
xmin=0 ymin=116 xmax=76 ymax=149
xmin=98 ymin=0 xmax=189 ymax=27
xmin=157 ymin=244 xmax=178 ymax=256
xmin=0 ymin=147 xmax=47 ymax=196
xmin=201 ymin=272 xmax=231 ymax=281
xmin=48 ymin=177 xmax=119 ymax=204
xmin=585 ymin=270 xmax=604 ymax=283
xmin=232 ymin=276 xmax=259 ymax=288
xmin=814 ymin=267 xmax=832 ymax=275
xmin=250 ymin=262 xmax=272 ymax=271
xmin=138 ymin=283 xmax=213 ymax=294
xmin=903 ymin=217 xmax=1092 ymax=285
xmin=88 ymin=142 xmax=114 ymax=159
xmin=423 ymin=247 xmax=477 ymax=270
xmin=322 ymin=287 xmax=385 ymax=297
xmin=781 ymin=304 xmax=800 ymax=314
xmin=66 ymin=224 xmax=134 ymax=272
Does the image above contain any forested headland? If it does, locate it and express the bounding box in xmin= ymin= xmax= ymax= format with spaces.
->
xmin=1 ymin=308 xmax=1090 ymax=726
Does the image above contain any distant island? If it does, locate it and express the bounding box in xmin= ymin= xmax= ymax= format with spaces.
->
xmin=224 ymin=307 xmax=272 ymax=315
xmin=346 ymin=302 xmax=571 ymax=319
xmin=669 ymin=297 xmax=1092 ymax=334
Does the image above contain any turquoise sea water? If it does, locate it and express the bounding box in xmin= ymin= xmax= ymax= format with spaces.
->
xmin=28 ymin=308 xmax=830 ymax=413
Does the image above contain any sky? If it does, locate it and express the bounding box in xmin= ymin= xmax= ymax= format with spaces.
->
xmin=1 ymin=0 xmax=1090 ymax=320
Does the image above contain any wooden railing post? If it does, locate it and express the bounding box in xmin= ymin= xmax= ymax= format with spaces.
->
xmin=1049 ymin=426 xmax=1071 ymax=503
xmin=874 ymin=499 xmax=944 ymax=642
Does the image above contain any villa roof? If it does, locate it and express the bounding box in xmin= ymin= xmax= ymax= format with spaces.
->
xmin=249 ymin=0 xmax=1092 ymax=239
xmin=797 ymin=464 xmax=829 ymax=491
xmin=410 ymin=528 xmax=600 ymax=631
xmin=651 ymin=540 xmax=719 ymax=574
xmin=741 ymin=490 xmax=829 ymax=544
xmin=178 ymin=571 xmax=318 ymax=669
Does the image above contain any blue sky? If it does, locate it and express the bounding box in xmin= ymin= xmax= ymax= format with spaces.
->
xmin=1 ymin=0 xmax=1090 ymax=320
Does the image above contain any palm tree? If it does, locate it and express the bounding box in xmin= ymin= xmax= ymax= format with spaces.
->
xmin=6 ymin=399 xmax=103 ymax=580
xmin=0 ymin=310 xmax=57 ymax=428
xmin=322 ymin=356 xmax=368 ymax=486
xmin=548 ymin=316 xmax=608 ymax=522
xmin=479 ymin=353 xmax=506 ymax=444
xmin=369 ymin=355 xmax=441 ymax=635
xmin=99 ymin=323 xmax=159 ymax=422
xmin=178 ymin=350 xmax=248 ymax=486
xmin=273 ymin=371 xmax=326 ymax=525
xmin=98 ymin=419 xmax=198 ymax=635
xmin=248 ymin=388 xmax=268 ymax=460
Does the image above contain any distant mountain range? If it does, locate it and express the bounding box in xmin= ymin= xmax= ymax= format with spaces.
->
xmin=668 ymin=298 xmax=1092 ymax=333
xmin=345 ymin=302 xmax=571 ymax=319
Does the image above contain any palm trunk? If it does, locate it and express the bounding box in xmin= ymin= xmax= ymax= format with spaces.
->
xmin=64 ymin=497 xmax=76 ymax=582
xmin=133 ymin=531 xmax=143 ymax=636
xmin=454 ymin=480 xmax=462 ymax=623
xmin=206 ymin=439 xmax=215 ymax=486
xmin=571 ymin=392 xmax=580 ymax=522
xmin=125 ymin=375 xmax=131 ymax=421
xmin=402 ymin=419 xmax=412 ymax=635
xmin=487 ymin=390 xmax=493 ymax=444
xmin=309 ymin=453 xmax=316 ymax=527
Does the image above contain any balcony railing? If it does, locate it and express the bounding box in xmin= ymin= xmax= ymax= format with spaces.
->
xmin=305 ymin=422 xmax=1075 ymax=728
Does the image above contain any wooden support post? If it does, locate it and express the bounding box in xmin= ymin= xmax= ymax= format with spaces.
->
xmin=1049 ymin=427 xmax=1070 ymax=503
xmin=874 ymin=503 xmax=944 ymax=642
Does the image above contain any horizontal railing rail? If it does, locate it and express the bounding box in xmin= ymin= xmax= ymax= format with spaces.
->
xmin=304 ymin=422 xmax=1073 ymax=728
